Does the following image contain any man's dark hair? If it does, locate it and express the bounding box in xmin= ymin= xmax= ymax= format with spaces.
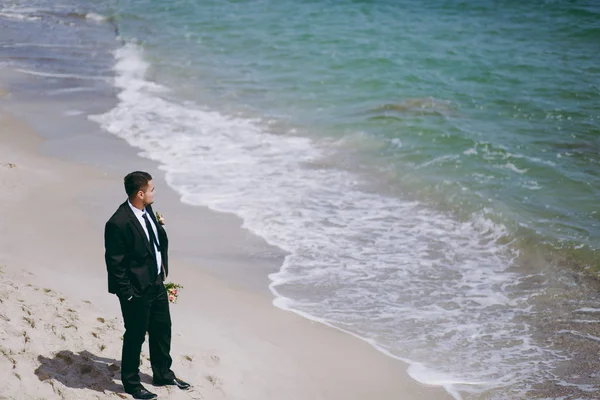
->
xmin=124 ymin=171 xmax=152 ymax=198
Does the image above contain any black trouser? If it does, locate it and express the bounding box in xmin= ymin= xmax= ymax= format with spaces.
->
xmin=118 ymin=278 xmax=175 ymax=393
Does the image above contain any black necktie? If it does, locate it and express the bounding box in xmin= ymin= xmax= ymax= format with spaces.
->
xmin=142 ymin=213 xmax=161 ymax=254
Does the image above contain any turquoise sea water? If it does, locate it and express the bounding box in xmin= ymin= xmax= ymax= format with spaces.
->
xmin=107 ymin=0 xmax=600 ymax=260
xmin=2 ymin=0 xmax=600 ymax=398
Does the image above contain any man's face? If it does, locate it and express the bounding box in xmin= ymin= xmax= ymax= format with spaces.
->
xmin=141 ymin=180 xmax=155 ymax=206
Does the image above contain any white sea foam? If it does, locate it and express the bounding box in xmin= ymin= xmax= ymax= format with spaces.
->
xmin=0 ymin=4 xmax=46 ymax=21
xmin=509 ymin=153 xmax=557 ymax=167
xmin=416 ymin=154 xmax=460 ymax=169
xmin=407 ymin=363 xmax=493 ymax=400
xmin=555 ymin=381 xmax=599 ymax=393
xmin=390 ymin=137 xmax=403 ymax=148
xmin=575 ymin=308 xmax=600 ymax=313
xmin=503 ymin=162 xmax=528 ymax=174
xmin=90 ymin=43 xmax=564 ymax=399
xmin=557 ymin=330 xmax=600 ymax=343
xmin=0 ymin=11 xmax=40 ymax=21
xmin=522 ymin=180 xmax=542 ymax=190
xmin=63 ymin=109 xmax=84 ymax=116
xmin=0 ymin=43 xmax=91 ymax=49
xmin=467 ymin=142 xmax=555 ymax=175
xmin=85 ymin=12 xmax=106 ymax=22
xmin=570 ymin=319 xmax=600 ymax=324
xmin=47 ymin=87 xmax=98 ymax=95
xmin=0 ymin=6 xmax=41 ymax=21
xmin=15 ymin=68 xmax=108 ymax=81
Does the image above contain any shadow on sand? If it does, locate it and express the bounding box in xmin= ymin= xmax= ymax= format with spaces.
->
xmin=34 ymin=350 xmax=152 ymax=396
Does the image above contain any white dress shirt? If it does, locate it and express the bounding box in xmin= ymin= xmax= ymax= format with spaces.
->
xmin=128 ymin=200 xmax=162 ymax=275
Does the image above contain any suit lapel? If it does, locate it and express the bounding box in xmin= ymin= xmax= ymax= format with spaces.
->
xmin=122 ymin=201 xmax=153 ymax=255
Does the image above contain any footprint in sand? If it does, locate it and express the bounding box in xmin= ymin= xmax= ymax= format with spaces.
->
xmin=205 ymin=374 xmax=223 ymax=388
xmin=203 ymin=353 xmax=220 ymax=368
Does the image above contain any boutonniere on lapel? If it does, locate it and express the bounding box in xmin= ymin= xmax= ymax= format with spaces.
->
xmin=155 ymin=211 xmax=165 ymax=225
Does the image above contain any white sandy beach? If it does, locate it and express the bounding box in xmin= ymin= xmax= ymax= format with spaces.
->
xmin=0 ymin=105 xmax=452 ymax=400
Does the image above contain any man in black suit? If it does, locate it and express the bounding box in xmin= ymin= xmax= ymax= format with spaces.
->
xmin=104 ymin=171 xmax=190 ymax=399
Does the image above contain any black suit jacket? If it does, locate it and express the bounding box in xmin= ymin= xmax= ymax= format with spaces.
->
xmin=104 ymin=201 xmax=169 ymax=299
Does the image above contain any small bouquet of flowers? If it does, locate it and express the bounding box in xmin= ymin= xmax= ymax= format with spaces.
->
xmin=164 ymin=282 xmax=183 ymax=303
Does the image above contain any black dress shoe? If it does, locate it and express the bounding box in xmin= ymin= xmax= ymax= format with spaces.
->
xmin=152 ymin=377 xmax=191 ymax=390
xmin=129 ymin=389 xmax=157 ymax=399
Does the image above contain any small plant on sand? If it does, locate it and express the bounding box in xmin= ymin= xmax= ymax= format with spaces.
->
xmin=97 ymin=317 xmax=105 ymax=323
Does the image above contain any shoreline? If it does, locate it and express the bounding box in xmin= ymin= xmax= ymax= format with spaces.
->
xmin=0 ymin=92 xmax=453 ymax=400
xmin=2 ymin=1 xmax=600 ymax=396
